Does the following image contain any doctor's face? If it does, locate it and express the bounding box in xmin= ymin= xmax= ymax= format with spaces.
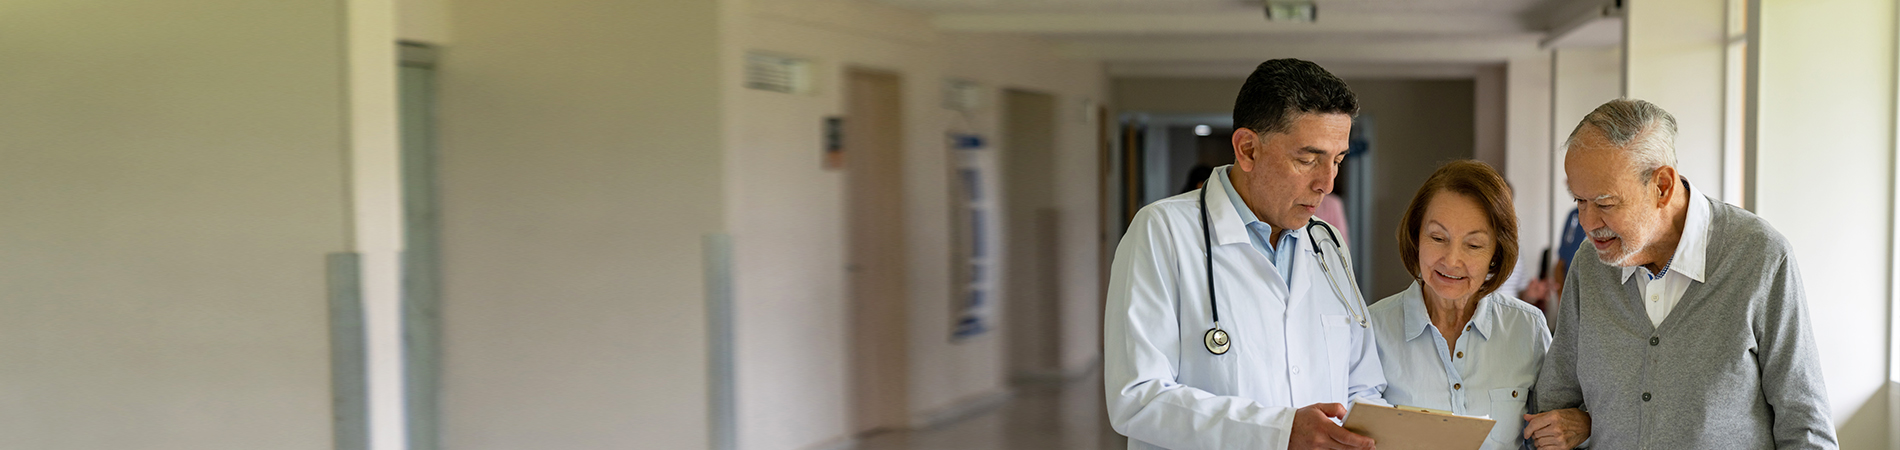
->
xmin=1564 ymin=128 xmax=1671 ymax=268
xmin=1231 ymin=112 xmax=1353 ymax=231
xmin=1416 ymin=191 xmax=1496 ymax=304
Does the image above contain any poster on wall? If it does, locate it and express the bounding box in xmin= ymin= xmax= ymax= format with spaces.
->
xmin=950 ymin=132 xmax=998 ymax=340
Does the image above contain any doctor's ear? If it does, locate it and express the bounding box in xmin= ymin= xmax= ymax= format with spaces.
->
xmin=1231 ymin=128 xmax=1258 ymax=171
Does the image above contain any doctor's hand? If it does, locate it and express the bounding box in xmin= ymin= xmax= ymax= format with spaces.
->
xmin=1290 ymin=403 xmax=1375 ymax=450
xmin=1522 ymin=408 xmax=1590 ymax=450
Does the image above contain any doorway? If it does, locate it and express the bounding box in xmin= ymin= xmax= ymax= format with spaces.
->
xmin=844 ymin=68 xmax=911 ymax=434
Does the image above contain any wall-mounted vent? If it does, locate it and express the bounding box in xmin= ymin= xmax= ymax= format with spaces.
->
xmin=745 ymin=53 xmax=810 ymax=94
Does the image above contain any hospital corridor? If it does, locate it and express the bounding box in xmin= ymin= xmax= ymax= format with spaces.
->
xmin=5 ymin=0 xmax=1900 ymax=449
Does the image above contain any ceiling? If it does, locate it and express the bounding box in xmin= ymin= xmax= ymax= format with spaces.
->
xmin=877 ymin=0 xmax=1622 ymax=78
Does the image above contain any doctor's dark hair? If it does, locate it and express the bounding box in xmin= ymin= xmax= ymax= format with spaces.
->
xmin=1396 ymin=160 xmax=1518 ymax=301
xmin=1233 ymin=59 xmax=1358 ymax=135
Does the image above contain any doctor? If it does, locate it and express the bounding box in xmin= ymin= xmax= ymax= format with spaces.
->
xmin=1105 ymin=59 xmax=1386 ymax=450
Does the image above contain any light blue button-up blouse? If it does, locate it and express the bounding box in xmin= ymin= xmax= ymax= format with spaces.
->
xmin=1370 ymin=282 xmax=1551 ymax=450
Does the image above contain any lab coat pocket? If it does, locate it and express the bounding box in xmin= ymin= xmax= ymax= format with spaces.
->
xmin=1485 ymin=387 xmax=1530 ymax=449
xmin=1320 ymin=314 xmax=1352 ymax=393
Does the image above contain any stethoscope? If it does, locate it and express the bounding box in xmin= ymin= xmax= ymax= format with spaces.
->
xmin=1199 ymin=184 xmax=1371 ymax=356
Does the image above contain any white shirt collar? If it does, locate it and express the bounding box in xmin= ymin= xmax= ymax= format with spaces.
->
xmin=1619 ymin=178 xmax=1712 ymax=283
xmin=1398 ymin=282 xmax=1497 ymax=341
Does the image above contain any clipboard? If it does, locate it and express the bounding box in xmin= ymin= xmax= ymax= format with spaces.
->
xmin=1340 ymin=402 xmax=1496 ymax=450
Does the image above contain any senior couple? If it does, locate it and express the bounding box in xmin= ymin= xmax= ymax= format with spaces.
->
xmin=1104 ymin=59 xmax=1837 ymax=450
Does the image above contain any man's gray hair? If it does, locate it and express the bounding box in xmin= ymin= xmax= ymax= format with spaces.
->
xmin=1564 ymin=98 xmax=1678 ymax=184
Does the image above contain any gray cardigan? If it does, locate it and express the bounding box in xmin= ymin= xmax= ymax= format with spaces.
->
xmin=1534 ymin=200 xmax=1838 ymax=449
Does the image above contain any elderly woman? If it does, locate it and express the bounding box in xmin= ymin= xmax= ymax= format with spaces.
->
xmin=1370 ymin=160 xmax=1551 ymax=450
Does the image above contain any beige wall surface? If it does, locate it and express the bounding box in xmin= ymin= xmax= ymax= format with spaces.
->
xmin=0 ymin=1 xmax=351 ymax=448
xmin=1755 ymin=0 xmax=1895 ymax=447
xmin=434 ymin=0 xmax=724 ymax=449
xmin=722 ymin=1 xmax=1106 ymax=449
xmin=1347 ymin=79 xmax=1478 ymax=298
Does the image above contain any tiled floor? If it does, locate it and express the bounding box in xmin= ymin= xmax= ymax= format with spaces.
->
xmin=857 ymin=373 xmax=1128 ymax=450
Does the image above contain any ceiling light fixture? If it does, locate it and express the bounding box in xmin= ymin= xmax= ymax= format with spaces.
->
xmin=1264 ymin=1 xmax=1317 ymax=23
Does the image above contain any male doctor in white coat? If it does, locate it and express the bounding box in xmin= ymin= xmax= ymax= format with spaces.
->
xmin=1105 ymin=59 xmax=1386 ymax=450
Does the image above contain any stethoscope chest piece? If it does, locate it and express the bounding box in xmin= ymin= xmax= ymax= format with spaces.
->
xmin=1204 ymin=326 xmax=1230 ymax=355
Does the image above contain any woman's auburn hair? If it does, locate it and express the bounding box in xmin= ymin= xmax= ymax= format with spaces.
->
xmin=1395 ymin=159 xmax=1519 ymax=300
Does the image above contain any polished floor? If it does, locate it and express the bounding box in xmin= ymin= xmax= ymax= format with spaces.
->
xmin=857 ymin=372 xmax=1127 ymax=450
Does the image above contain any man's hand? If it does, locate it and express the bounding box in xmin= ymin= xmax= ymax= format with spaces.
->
xmin=1522 ymin=408 xmax=1590 ymax=450
xmin=1290 ymin=403 xmax=1374 ymax=450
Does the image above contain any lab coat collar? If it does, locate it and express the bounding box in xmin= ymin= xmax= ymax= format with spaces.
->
xmin=1208 ymin=166 xmax=1257 ymax=246
xmin=1618 ymin=178 xmax=1713 ymax=284
xmin=1399 ymin=281 xmax=1496 ymax=341
xmin=1211 ymin=165 xmax=1308 ymax=248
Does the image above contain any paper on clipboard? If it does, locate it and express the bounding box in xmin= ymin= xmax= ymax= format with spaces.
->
xmin=1339 ymin=402 xmax=1495 ymax=450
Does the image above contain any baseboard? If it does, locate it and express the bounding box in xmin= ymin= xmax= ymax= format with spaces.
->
xmin=908 ymin=388 xmax=1015 ymax=430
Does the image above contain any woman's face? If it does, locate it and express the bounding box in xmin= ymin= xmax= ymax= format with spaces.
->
xmin=1417 ymin=191 xmax=1497 ymax=304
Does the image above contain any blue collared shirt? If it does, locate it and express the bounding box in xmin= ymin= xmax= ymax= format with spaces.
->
xmin=1214 ymin=167 xmax=1303 ymax=283
xmin=1370 ymin=282 xmax=1552 ymax=450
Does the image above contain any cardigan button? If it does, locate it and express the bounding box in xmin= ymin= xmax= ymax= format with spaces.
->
xmin=1650 ymin=337 xmax=1660 ymax=346
xmin=1642 ymin=392 xmax=1652 ymax=401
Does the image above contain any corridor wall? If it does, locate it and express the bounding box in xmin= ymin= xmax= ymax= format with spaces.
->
xmin=720 ymin=1 xmax=1106 ymax=448
xmin=431 ymin=0 xmax=725 ymax=449
xmin=0 ymin=1 xmax=359 ymax=448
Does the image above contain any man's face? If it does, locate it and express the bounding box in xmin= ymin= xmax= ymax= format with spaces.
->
xmin=1231 ymin=112 xmax=1353 ymax=231
xmin=1564 ymin=128 xmax=1669 ymax=268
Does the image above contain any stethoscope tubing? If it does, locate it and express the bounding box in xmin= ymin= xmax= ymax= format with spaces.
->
xmin=1198 ymin=184 xmax=1369 ymax=356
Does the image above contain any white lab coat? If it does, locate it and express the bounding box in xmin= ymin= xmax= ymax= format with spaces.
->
xmin=1104 ymin=173 xmax=1387 ymax=450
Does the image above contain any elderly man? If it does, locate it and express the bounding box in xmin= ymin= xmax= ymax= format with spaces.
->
xmin=1526 ymin=98 xmax=1838 ymax=449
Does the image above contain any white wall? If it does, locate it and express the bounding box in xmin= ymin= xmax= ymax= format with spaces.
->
xmin=720 ymin=1 xmax=1106 ymax=449
xmin=1625 ymin=0 xmax=1728 ymax=202
xmin=1503 ymin=53 xmax=1553 ymax=281
xmin=1549 ymin=46 xmax=1624 ymax=252
xmin=434 ymin=0 xmax=724 ymax=448
xmin=1754 ymin=1 xmax=1895 ymax=447
xmin=0 ymin=1 xmax=353 ymax=448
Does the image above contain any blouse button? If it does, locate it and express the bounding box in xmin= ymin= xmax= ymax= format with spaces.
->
xmin=1456 ymin=351 xmax=1464 ymax=358
xmin=1453 ymin=383 xmax=1462 ymax=390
